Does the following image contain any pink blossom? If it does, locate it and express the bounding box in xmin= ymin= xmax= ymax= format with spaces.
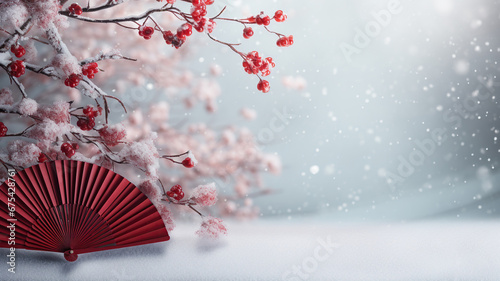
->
xmin=118 ymin=133 xmax=160 ymax=180
xmin=196 ymin=216 xmax=227 ymax=239
xmin=0 ymin=89 xmax=14 ymax=106
xmin=18 ymin=98 xmax=38 ymax=116
xmin=98 ymin=124 xmax=127 ymax=146
xmin=0 ymin=1 xmax=29 ymax=30
xmin=281 ymin=75 xmax=307 ymax=91
xmin=7 ymin=140 xmax=41 ymax=167
xmin=22 ymin=0 xmax=62 ymax=30
xmin=240 ymin=107 xmax=257 ymax=120
xmin=149 ymin=102 xmax=169 ymax=125
xmin=51 ymin=53 xmax=81 ymax=77
xmin=26 ymin=119 xmax=71 ymax=142
xmin=264 ymin=154 xmax=282 ymax=175
xmin=156 ymin=203 xmax=175 ymax=232
xmin=138 ymin=180 xmax=161 ymax=202
xmin=35 ymin=101 xmax=70 ymax=123
xmin=191 ymin=182 xmax=218 ymax=206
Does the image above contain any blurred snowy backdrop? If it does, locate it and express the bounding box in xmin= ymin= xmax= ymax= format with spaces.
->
xmin=186 ymin=0 xmax=500 ymax=221
xmin=3 ymin=1 xmax=500 ymax=280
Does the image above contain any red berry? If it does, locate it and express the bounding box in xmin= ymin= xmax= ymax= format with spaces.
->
xmin=277 ymin=35 xmax=294 ymax=47
xmin=274 ymin=10 xmax=287 ymax=22
xmin=177 ymin=23 xmax=193 ymax=38
xmin=171 ymin=185 xmax=182 ymax=193
xmin=61 ymin=143 xmax=72 ymax=153
xmin=173 ymin=191 xmax=184 ymax=200
xmin=192 ymin=0 xmax=203 ymax=7
xmin=71 ymin=143 xmax=79 ymax=150
xmin=257 ymin=80 xmax=270 ymax=93
xmin=256 ymin=12 xmax=271 ymax=26
xmin=182 ymin=157 xmax=195 ymax=168
xmin=65 ymin=149 xmax=75 ymax=158
xmin=0 ymin=122 xmax=7 ymax=137
xmin=38 ymin=153 xmax=48 ymax=163
xmin=167 ymin=185 xmax=184 ymax=200
xmin=139 ymin=26 xmax=154 ymax=39
xmin=68 ymin=3 xmax=83 ymax=15
xmin=243 ymin=27 xmax=254 ymax=39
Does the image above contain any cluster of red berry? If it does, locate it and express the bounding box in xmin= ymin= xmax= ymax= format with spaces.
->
xmin=166 ymin=184 xmax=185 ymax=200
xmin=77 ymin=105 xmax=102 ymax=131
xmin=242 ymin=51 xmax=275 ymax=93
xmin=182 ymin=157 xmax=195 ymax=168
xmin=64 ymin=73 xmax=81 ymax=88
xmin=0 ymin=122 xmax=7 ymax=137
xmin=138 ymin=26 xmax=155 ymax=40
xmin=242 ymin=51 xmax=275 ymax=77
xmin=10 ymin=44 xmax=26 ymax=58
xmin=190 ymin=0 xmax=216 ymax=33
xmin=250 ymin=12 xmax=271 ymax=26
xmin=194 ymin=18 xmax=216 ymax=33
xmin=163 ymin=22 xmax=194 ymax=49
xmin=68 ymin=3 xmax=83 ymax=15
xmin=277 ymin=35 xmax=294 ymax=47
xmin=257 ymin=80 xmax=270 ymax=93
xmin=61 ymin=142 xmax=79 ymax=158
xmin=162 ymin=30 xmax=184 ymax=49
xmin=8 ymin=60 xmax=25 ymax=78
xmin=82 ymin=62 xmax=99 ymax=79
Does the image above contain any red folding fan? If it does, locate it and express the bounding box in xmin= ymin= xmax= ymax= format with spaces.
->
xmin=0 ymin=160 xmax=169 ymax=261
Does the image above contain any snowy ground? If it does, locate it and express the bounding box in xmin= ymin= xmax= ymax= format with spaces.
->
xmin=2 ymin=218 xmax=500 ymax=281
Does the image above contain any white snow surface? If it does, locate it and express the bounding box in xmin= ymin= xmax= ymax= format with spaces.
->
xmin=2 ymin=219 xmax=500 ymax=280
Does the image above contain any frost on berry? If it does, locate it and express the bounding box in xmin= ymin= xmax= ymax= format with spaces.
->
xmin=18 ymin=98 xmax=38 ymax=116
xmin=191 ymin=182 xmax=218 ymax=207
xmin=196 ymin=216 xmax=227 ymax=239
xmin=98 ymin=124 xmax=127 ymax=146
